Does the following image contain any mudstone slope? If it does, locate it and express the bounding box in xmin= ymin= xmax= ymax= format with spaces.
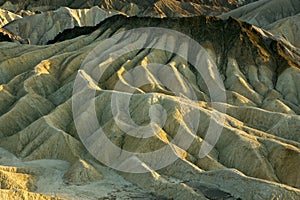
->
xmin=0 ymin=3 xmax=299 ymax=200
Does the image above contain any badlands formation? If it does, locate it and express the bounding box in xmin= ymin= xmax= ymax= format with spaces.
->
xmin=0 ymin=0 xmax=259 ymax=16
xmin=0 ymin=0 xmax=299 ymax=200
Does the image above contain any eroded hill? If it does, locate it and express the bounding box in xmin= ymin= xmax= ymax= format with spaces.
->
xmin=0 ymin=8 xmax=299 ymax=199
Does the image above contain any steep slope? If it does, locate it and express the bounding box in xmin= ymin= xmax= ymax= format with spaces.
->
xmin=265 ymin=13 xmax=300 ymax=48
xmin=0 ymin=27 xmax=25 ymax=43
xmin=0 ymin=0 xmax=259 ymax=16
xmin=0 ymin=12 xmax=300 ymax=199
xmin=186 ymin=0 xmax=259 ymax=8
xmin=3 ymin=6 xmax=118 ymax=45
xmin=0 ymin=8 xmax=21 ymax=27
xmin=219 ymin=0 xmax=300 ymax=27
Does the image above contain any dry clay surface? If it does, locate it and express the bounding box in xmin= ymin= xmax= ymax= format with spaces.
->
xmin=219 ymin=0 xmax=300 ymax=27
xmin=219 ymin=0 xmax=300 ymax=48
xmin=0 ymin=8 xmax=300 ymax=200
xmin=3 ymin=6 xmax=118 ymax=45
xmin=2 ymin=0 xmax=300 ymax=49
xmin=265 ymin=13 xmax=300 ymax=48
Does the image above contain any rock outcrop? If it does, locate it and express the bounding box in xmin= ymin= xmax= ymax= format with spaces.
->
xmin=0 ymin=8 xmax=21 ymax=27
